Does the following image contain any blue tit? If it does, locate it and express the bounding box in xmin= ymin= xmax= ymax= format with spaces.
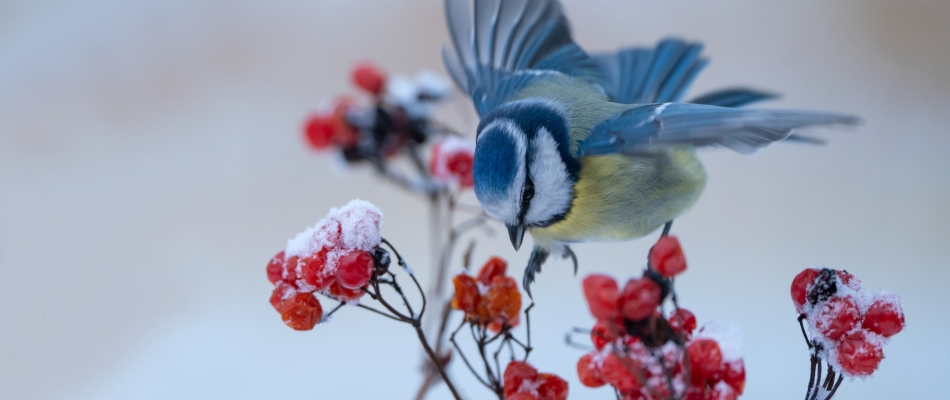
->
xmin=441 ymin=0 xmax=858 ymax=295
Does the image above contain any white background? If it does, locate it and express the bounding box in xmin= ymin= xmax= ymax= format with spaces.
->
xmin=1 ymin=1 xmax=948 ymax=399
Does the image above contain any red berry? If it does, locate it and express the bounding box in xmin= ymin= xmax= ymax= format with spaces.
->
xmin=477 ymin=256 xmax=508 ymax=286
xmin=791 ymin=268 xmax=819 ymax=312
xmin=303 ymin=114 xmax=336 ymax=150
xmin=269 ymin=281 xmax=296 ymax=312
xmin=862 ymin=294 xmax=904 ymax=338
xmin=536 ymin=373 xmax=569 ymax=400
xmin=836 ymin=270 xmax=861 ymax=290
xmin=446 ymin=151 xmax=475 ymax=188
xmin=687 ymin=339 xmax=724 ymax=384
xmin=507 ymin=393 xmax=540 ymax=400
xmin=486 ymin=275 xmax=522 ymax=326
xmin=669 ymin=308 xmax=698 ymax=337
xmin=330 ymin=98 xmax=359 ymax=147
xmin=488 ymin=314 xmax=520 ymax=334
xmin=620 ymin=278 xmax=661 ymax=321
xmin=266 ymin=251 xmax=286 ymax=284
xmin=814 ymin=296 xmax=861 ymax=341
xmin=577 ymin=353 xmax=606 ymax=388
xmin=836 ymin=330 xmax=883 ymax=376
xmin=300 ymin=250 xmax=334 ymax=291
xmin=351 ymin=62 xmax=386 ymax=95
xmin=280 ymin=293 xmax=323 ymax=331
xmin=591 ymin=320 xmax=620 ymax=350
xmin=336 ymin=249 xmax=374 ymax=289
xmin=723 ymin=360 xmax=745 ymax=394
xmin=328 ymin=281 xmax=364 ymax=302
xmin=650 ymin=236 xmax=687 ymax=277
xmin=503 ymin=361 xmax=539 ymax=398
xmin=601 ymin=353 xmax=641 ymax=393
xmin=452 ymin=274 xmax=481 ymax=315
xmin=582 ymin=274 xmax=622 ymax=321
xmin=706 ymin=382 xmax=738 ymax=400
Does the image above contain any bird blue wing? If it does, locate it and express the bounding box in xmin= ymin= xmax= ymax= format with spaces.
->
xmin=689 ymin=88 xmax=779 ymax=108
xmin=576 ymin=103 xmax=859 ymax=156
xmin=443 ymin=0 xmax=604 ymax=117
xmin=592 ymin=38 xmax=708 ymax=104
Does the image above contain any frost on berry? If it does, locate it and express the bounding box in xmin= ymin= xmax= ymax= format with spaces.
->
xmin=620 ymin=278 xmax=661 ymax=321
xmin=266 ymin=251 xmax=286 ymax=284
xmin=577 ymin=352 xmax=606 ymax=388
xmin=582 ymin=274 xmax=621 ymax=321
xmin=451 ymin=274 xmax=480 ymax=315
xmin=270 ymin=281 xmax=297 ymax=312
xmin=429 ymin=136 xmax=476 ymax=189
xmin=503 ymin=361 xmax=539 ymax=398
xmin=813 ymin=296 xmax=862 ymax=341
xmin=649 ymin=235 xmax=687 ymax=277
xmin=600 ymin=353 xmax=641 ymax=394
xmin=836 ymin=330 xmax=884 ymax=376
xmin=862 ymin=290 xmax=904 ymax=338
xmin=280 ymin=293 xmax=323 ymax=331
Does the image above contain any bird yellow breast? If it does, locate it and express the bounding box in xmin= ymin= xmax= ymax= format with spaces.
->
xmin=530 ymin=148 xmax=706 ymax=246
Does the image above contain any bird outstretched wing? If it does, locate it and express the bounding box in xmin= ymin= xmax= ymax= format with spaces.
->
xmin=442 ymin=0 xmax=604 ymax=117
xmin=576 ymin=103 xmax=859 ymax=156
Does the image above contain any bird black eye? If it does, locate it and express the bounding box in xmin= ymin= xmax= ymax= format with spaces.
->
xmin=523 ymin=180 xmax=535 ymax=202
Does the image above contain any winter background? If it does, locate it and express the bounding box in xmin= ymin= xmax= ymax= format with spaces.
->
xmin=2 ymin=0 xmax=948 ymax=399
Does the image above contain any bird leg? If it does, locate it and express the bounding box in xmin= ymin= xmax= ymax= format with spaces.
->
xmin=661 ymin=220 xmax=674 ymax=237
xmin=522 ymin=246 xmax=550 ymax=299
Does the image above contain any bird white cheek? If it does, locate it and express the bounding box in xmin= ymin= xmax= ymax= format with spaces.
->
xmin=525 ymin=128 xmax=573 ymax=225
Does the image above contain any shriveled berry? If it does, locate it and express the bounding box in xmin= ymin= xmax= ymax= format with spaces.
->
xmin=328 ymin=281 xmax=364 ymax=302
xmin=582 ymin=274 xmax=621 ymax=321
xmin=620 ymin=278 xmax=661 ymax=321
xmin=351 ymin=62 xmax=386 ymax=95
xmin=814 ymin=296 xmax=861 ymax=341
xmin=650 ymin=236 xmax=687 ymax=277
xmin=669 ymin=308 xmax=698 ymax=337
xmin=372 ymin=246 xmax=391 ymax=275
xmin=303 ymin=114 xmax=335 ymax=150
xmin=836 ymin=330 xmax=883 ymax=376
xmin=476 ymin=256 xmax=508 ymax=286
xmin=807 ymin=268 xmax=838 ymax=305
xmin=336 ymin=249 xmax=374 ymax=289
xmin=486 ymin=275 xmax=521 ymax=324
xmin=791 ymin=268 xmax=819 ymax=312
xmin=600 ymin=353 xmax=641 ymax=393
xmin=591 ymin=320 xmax=620 ymax=350
xmin=280 ymin=293 xmax=323 ymax=331
xmin=536 ymin=373 xmax=569 ymax=400
xmin=503 ymin=361 xmax=539 ymax=398
xmin=267 ymin=251 xmax=286 ymax=284
xmin=452 ymin=274 xmax=480 ymax=314
xmin=577 ymin=353 xmax=606 ymax=388
xmin=270 ymin=281 xmax=296 ymax=312
xmin=862 ymin=293 xmax=904 ymax=338
xmin=724 ymin=360 xmax=745 ymax=394
xmin=687 ymin=339 xmax=724 ymax=384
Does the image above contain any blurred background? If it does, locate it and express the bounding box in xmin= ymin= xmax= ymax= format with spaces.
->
xmin=2 ymin=0 xmax=949 ymax=399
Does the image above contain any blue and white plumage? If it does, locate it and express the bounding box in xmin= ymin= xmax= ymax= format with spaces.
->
xmin=442 ymin=0 xmax=859 ymax=295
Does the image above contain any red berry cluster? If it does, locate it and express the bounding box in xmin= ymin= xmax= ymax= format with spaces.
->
xmin=503 ymin=361 xmax=569 ymax=400
xmin=579 ymin=272 xmax=745 ymax=399
xmin=791 ymin=268 xmax=905 ymax=377
xmin=452 ymin=257 xmax=522 ymax=333
xmin=267 ymin=200 xmax=385 ymax=330
xmin=302 ymin=62 xmax=447 ymax=163
xmin=429 ymin=136 xmax=476 ymax=188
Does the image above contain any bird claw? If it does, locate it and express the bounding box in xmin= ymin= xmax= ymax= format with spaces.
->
xmin=522 ymin=246 xmax=549 ymax=299
xmin=562 ymin=246 xmax=578 ymax=276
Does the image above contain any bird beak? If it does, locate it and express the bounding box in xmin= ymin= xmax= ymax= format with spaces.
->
xmin=507 ymin=223 xmax=526 ymax=251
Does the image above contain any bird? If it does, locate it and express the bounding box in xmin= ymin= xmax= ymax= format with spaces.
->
xmin=440 ymin=0 xmax=858 ymax=296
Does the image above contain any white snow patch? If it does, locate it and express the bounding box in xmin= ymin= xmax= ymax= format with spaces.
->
xmin=695 ymin=321 xmax=744 ymax=363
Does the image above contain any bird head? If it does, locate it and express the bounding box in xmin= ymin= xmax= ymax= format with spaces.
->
xmin=472 ymin=99 xmax=580 ymax=251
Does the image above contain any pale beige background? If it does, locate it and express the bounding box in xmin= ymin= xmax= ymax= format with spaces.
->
xmin=1 ymin=1 xmax=948 ymax=399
